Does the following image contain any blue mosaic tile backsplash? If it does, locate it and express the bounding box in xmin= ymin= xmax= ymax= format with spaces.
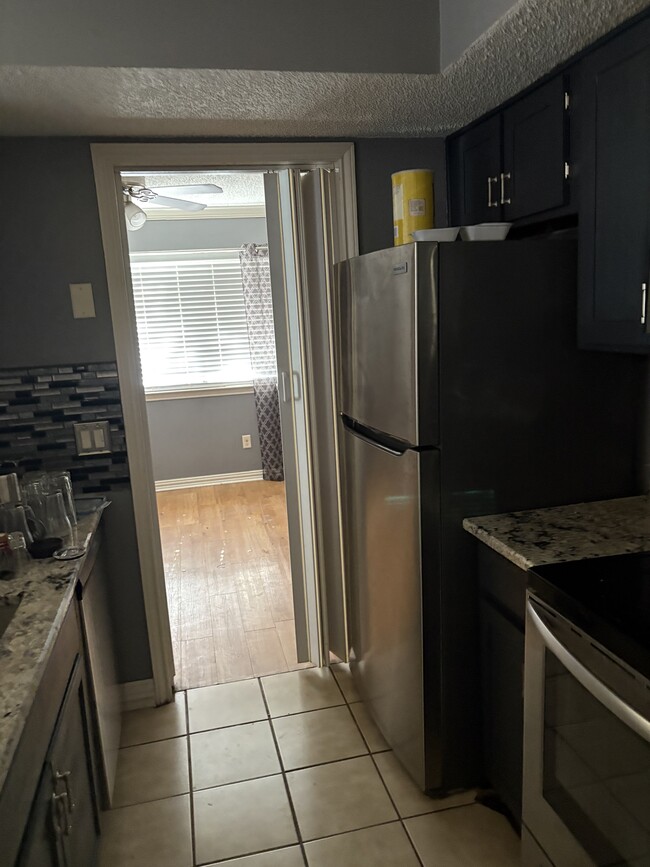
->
xmin=0 ymin=362 xmax=130 ymax=493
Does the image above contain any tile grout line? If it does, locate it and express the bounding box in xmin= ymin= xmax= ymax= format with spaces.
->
xmin=184 ymin=690 xmax=199 ymax=867
xmin=334 ymin=668 xmax=426 ymax=867
xmin=258 ymin=676 xmax=309 ymax=867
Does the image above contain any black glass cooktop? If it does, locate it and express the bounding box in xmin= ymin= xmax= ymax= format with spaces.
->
xmin=528 ymin=550 xmax=650 ymax=679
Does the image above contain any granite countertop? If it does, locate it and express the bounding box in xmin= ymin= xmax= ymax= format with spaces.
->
xmin=0 ymin=509 xmax=103 ymax=794
xmin=463 ymin=495 xmax=650 ymax=571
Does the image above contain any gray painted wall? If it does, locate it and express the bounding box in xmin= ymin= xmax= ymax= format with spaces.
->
xmin=1 ymin=0 xmax=440 ymax=73
xmin=147 ymin=394 xmax=262 ymax=481
xmin=439 ymin=0 xmax=518 ymax=68
xmin=129 ymin=216 xmax=267 ymax=482
xmin=128 ymin=217 xmax=267 ymax=252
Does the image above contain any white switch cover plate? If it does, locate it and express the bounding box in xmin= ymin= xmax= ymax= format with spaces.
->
xmin=74 ymin=421 xmax=112 ymax=455
xmin=241 ymin=434 xmax=252 ymax=449
xmin=70 ymin=283 xmax=96 ymax=319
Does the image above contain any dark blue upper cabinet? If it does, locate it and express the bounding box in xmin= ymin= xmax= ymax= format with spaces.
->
xmin=577 ymin=17 xmax=650 ymax=352
xmin=448 ymin=115 xmax=503 ymax=226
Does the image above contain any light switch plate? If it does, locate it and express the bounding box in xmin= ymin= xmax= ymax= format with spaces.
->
xmin=74 ymin=421 xmax=112 ymax=455
xmin=69 ymin=283 xmax=96 ymax=319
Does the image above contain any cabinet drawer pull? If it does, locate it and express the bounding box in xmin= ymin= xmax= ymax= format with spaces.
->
xmin=487 ymin=176 xmax=498 ymax=208
xmin=500 ymin=172 xmax=511 ymax=205
xmin=642 ymin=283 xmax=648 ymax=326
xmin=55 ymin=769 xmax=75 ymax=814
xmin=51 ymin=792 xmax=70 ymax=837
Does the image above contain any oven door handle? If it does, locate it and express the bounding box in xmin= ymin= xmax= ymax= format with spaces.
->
xmin=527 ymin=599 xmax=650 ymax=743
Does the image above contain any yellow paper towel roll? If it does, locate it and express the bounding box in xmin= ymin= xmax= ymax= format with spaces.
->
xmin=392 ymin=169 xmax=435 ymax=246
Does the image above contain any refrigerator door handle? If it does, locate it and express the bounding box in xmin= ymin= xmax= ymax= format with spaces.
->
xmin=341 ymin=414 xmax=408 ymax=456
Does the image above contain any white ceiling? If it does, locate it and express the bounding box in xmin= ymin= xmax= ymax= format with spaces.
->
xmin=122 ymin=172 xmax=266 ymax=210
xmin=0 ymin=0 xmax=648 ymax=138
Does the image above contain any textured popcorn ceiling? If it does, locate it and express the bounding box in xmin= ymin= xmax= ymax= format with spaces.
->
xmin=122 ymin=172 xmax=266 ymax=207
xmin=1 ymin=0 xmax=648 ymax=137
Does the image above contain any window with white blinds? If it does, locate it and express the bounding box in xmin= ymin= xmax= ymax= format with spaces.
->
xmin=129 ymin=249 xmax=253 ymax=392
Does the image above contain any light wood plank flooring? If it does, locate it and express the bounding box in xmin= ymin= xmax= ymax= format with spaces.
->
xmin=157 ymin=480 xmax=310 ymax=690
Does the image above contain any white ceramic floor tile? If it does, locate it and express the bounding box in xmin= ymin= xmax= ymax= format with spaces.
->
xmin=98 ymin=794 xmax=192 ymax=867
xmin=205 ymin=847 xmax=305 ymax=866
xmin=191 ymin=720 xmax=280 ymax=789
xmin=262 ymin=668 xmax=344 ymax=717
xmin=273 ymin=705 xmax=367 ymax=770
xmin=120 ymin=691 xmax=187 ymax=747
xmin=286 ymin=755 xmax=397 ymax=841
xmin=405 ymin=803 xmax=521 ymax=867
xmin=112 ymin=737 xmax=189 ymax=808
xmin=305 ymin=821 xmax=420 ymax=867
xmin=193 ymin=775 xmax=298 ymax=863
xmin=349 ymin=702 xmax=390 ymax=753
xmin=331 ymin=663 xmax=361 ymax=703
xmin=375 ymin=751 xmax=477 ymax=818
xmin=188 ymin=678 xmax=267 ymax=732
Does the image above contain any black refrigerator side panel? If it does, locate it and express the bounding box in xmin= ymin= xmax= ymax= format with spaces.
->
xmin=435 ymin=240 xmax=647 ymax=791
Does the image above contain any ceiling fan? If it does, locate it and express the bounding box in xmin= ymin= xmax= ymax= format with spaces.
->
xmin=123 ymin=181 xmax=224 ymax=230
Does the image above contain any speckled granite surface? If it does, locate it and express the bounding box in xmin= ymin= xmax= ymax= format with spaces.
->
xmin=463 ymin=495 xmax=650 ymax=571
xmin=0 ymin=510 xmax=103 ymax=793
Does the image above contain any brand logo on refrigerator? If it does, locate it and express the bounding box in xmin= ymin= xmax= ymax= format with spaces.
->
xmin=393 ymin=263 xmax=408 ymax=275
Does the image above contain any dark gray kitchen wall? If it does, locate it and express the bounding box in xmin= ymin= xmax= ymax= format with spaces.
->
xmin=128 ymin=216 xmax=267 ymax=481
xmin=354 ymin=138 xmax=447 ymax=255
xmin=0 ymin=135 xmax=447 ymax=685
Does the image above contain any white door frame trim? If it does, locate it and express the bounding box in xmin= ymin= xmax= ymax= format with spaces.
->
xmin=91 ymin=142 xmax=358 ymax=704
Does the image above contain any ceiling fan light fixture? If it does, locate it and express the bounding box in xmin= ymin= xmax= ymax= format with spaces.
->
xmin=124 ymin=200 xmax=147 ymax=231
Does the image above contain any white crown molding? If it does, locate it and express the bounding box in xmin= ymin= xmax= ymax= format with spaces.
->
xmin=155 ymin=470 xmax=264 ymax=492
xmin=143 ymin=204 xmax=267 ymax=221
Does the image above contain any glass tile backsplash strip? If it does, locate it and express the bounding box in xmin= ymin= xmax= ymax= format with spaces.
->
xmin=0 ymin=362 xmax=130 ymax=493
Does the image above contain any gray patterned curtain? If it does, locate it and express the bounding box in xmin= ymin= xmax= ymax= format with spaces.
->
xmin=239 ymin=244 xmax=284 ymax=482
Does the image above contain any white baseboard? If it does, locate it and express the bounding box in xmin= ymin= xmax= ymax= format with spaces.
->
xmin=121 ymin=678 xmax=156 ymax=711
xmin=154 ymin=470 xmax=264 ymax=492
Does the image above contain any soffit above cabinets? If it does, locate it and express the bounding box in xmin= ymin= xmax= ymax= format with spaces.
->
xmin=0 ymin=0 xmax=648 ymax=137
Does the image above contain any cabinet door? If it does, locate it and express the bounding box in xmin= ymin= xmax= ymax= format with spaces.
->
xmin=49 ymin=659 xmax=100 ymax=866
xmin=480 ymin=597 xmax=524 ymax=824
xmin=448 ymin=115 xmax=502 ymax=225
xmin=16 ymin=764 xmax=66 ymax=867
xmin=578 ymin=17 xmax=650 ymax=351
xmin=502 ymin=75 xmax=568 ymax=220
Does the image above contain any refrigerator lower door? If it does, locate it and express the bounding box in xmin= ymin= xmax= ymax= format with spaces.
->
xmin=343 ymin=423 xmax=440 ymax=790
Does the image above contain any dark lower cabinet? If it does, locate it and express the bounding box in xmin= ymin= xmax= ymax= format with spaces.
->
xmin=478 ymin=546 xmax=526 ymax=827
xmin=18 ymin=659 xmax=99 ymax=866
xmin=577 ymin=16 xmax=650 ymax=351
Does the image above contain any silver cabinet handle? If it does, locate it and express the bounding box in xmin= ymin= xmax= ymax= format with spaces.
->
xmin=487 ymin=176 xmax=498 ymax=208
xmin=51 ymin=791 xmax=70 ymax=836
xmin=55 ymin=770 xmax=75 ymax=814
xmin=527 ymin=599 xmax=650 ymax=743
xmin=500 ymin=172 xmax=511 ymax=205
xmin=641 ymin=282 xmax=647 ymax=326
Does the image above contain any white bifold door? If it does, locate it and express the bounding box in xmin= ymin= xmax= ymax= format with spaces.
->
xmin=264 ymin=168 xmax=348 ymax=667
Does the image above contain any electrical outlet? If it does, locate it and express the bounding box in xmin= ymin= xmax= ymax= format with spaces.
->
xmin=241 ymin=434 xmax=252 ymax=449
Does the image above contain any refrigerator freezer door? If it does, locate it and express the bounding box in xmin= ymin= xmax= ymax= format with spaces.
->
xmin=336 ymin=244 xmax=439 ymax=447
xmin=343 ymin=422 xmax=440 ymax=790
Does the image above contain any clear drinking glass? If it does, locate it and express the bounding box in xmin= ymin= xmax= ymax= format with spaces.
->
xmin=44 ymin=472 xmax=77 ymax=527
xmin=44 ymin=492 xmax=72 ymax=540
xmin=0 ymin=504 xmax=34 ymax=545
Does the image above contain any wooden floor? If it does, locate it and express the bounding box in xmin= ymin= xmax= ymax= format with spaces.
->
xmin=157 ymin=481 xmax=310 ymax=690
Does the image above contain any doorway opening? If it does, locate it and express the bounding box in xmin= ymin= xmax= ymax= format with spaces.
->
xmin=122 ymin=169 xmax=308 ymax=689
xmin=92 ymin=142 xmax=356 ymax=705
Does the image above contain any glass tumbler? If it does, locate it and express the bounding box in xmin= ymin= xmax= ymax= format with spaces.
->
xmin=44 ymin=492 xmax=72 ymax=540
xmin=44 ymin=472 xmax=77 ymax=527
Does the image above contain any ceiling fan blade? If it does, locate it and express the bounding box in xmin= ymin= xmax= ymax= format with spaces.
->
xmin=150 ymin=194 xmax=206 ymax=212
xmin=154 ymin=184 xmax=223 ymax=195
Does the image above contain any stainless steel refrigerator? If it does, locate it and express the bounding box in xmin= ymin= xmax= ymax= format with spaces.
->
xmin=335 ymin=240 xmax=645 ymax=794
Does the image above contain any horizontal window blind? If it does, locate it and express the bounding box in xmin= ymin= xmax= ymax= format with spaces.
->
xmin=129 ymin=249 xmax=253 ymax=391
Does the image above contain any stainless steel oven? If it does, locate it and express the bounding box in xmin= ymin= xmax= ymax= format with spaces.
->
xmin=522 ymin=593 xmax=650 ymax=867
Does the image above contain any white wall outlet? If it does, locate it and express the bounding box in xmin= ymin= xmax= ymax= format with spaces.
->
xmin=241 ymin=434 xmax=252 ymax=449
xmin=69 ymin=283 xmax=96 ymax=319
